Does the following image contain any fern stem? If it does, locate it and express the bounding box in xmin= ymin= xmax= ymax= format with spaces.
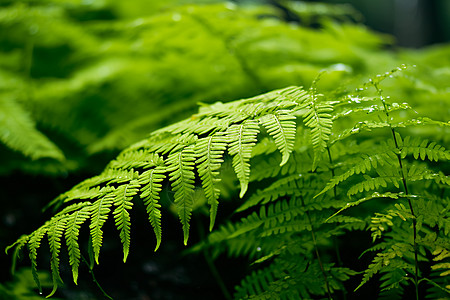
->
xmin=300 ymin=196 xmax=332 ymax=300
xmin=81 ymin=255 xmax=113 ymax=300
xmin=376 ymin=85 xmax=420 ymax=300
xmin=326 ymin=146 xmax=347 ymax=300
xmin=390 ymin=127 xmax=419 ymax=300
xmin=326 ymin=147 xmax=337 ymax=199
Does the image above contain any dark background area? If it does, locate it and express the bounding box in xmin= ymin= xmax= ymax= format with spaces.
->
xmin=273 ymin=0 xmax=450 ymax=47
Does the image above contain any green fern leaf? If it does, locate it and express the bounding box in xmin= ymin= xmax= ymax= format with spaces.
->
xmin=108 ymin=151 xmax=163 ymax=170
xmin=56 ymin=186 xmax=115 ymax=208
xmin=65 ymin=205 xmax=91 ymax=284
xmin=400 ymin=136 xmax=450 ymax=161
xmin=228 ymin=119 xmax=260 ymax=198
xmin=326 ymin=192 xmax=403 ymax=222
xmin=28 ymin=225 xmax=49 ymax=294
xmin=356 ymin=243 xmax=414 ymax=291
xmin=379 ymin=268 xmax=408 ymax=299
xmin=0 ymin=98 xmax=65 ymax=161
xmin=5 ymin=234 xmax=29 ymax=276
xmin=348 ymin=168 xmax=401 ymax=196
xmin=167 ymin=145 xmax=196 ymax=245
xmin=112 ymin=180 xmax=140 ymax=262
xmin=47 ymin=217 xmax=66 ymax=297
xmin=294 ymin=91 xmax=334 ymax=169
xmin=195 ymin=134 xmax=227 ymax=231
xmin=148 ymin=133 xmax=198 ymax=155
xmin=316 ymin=145 xmax=399 ymax=198
xmin=259 ymin=111 xmax=297 ymax=166
xmin=89 ymin=193 xmax=115 ymax=264
xmin=277 ymin=86 xmax=310 ymax=105
xmin=139 ymin=166 xmax=166 ymax=251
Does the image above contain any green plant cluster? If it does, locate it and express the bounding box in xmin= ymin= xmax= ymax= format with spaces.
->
xmin=2 ymin=0 xmax=450 ymax=299
xmin=0 ymin=0 xmax=398 ymax=175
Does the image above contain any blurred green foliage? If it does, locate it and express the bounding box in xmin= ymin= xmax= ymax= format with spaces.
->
xmin=0 ymin=268 xmax=63 ymax=300
xmin=0 ymin=0 xmax=410 ymax=175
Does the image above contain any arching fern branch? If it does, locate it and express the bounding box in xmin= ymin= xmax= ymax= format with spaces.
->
xmin=6 ymin=85 xmax=313 ymax=294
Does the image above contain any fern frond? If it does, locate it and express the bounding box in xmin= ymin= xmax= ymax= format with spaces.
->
xmin=235 ymin=258 xmax=355 ymax=299
xmin=112 ymin=180 xmax=140 ymax=262
xmin=228 ymin=119 xmax=260 ymax=198
xmin=70 ymin=169 xmax=138 ymax=193
xmin=148 ymin=133 xmax=198 ymax=155
xmin=65 ymin=205 xmax=91 ymax=284
xmin=167 ymin=145 xmax=196 ymax=245
xmin=378 ymin=268 xmax=409 ymax=299
xmin=0 ymin=98 xmax=65 ymax=161
xmin=48 ymin=185 xmax=114 ymax=211
xmin=348 ymin=168 xmax=402 ymax=197
xmin=400 ymin=136 xmax=450 ymax=161
xmin=356 ymin=243 xmax=415 ymax=291
xmin=259 ymin=111 xmax=297 ymax=166
xmin=138 ymin=166 xmax=166 ymax=251
xmin=333 ymin=101 xmax=411 ymax=121
xmin=316 ymin=144 xmax=399 ymax=197
xmin=280 ymin=85 xmax=334 ymax=169
xmin=406 ymin=164 xmax=450 ymax=186
xmin=108 ymin=151 xmax=163 ymax=170
xmin=47 ymin=217 xmax=66 ymax=297
xmin=431 ymin=247 xmax=450 ymax=277
xmin=331 ymin=120 xmax=392 ymax=144
xmin=326 ymin=192 xmax=404 ymax=222
xmin=277 ymin=86 xmax=310 ymax=105
xmin=28 ymin=225 xmax=49 ymax=294
xmin=238 ymin=173 xmax=321 ymax=212
xmin=199 ymin=217 xmax=263 ymax=259
xmin=195 ymin=134 xmax=228 ymax=230
xmin=5 ymin=234 xmax=29 ymax=276
xmin=89 ymin=193 xmax=115 ymax=264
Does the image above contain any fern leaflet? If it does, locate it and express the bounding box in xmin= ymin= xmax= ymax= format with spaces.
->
xmin=65 ymin=205 xmax=91 ymax=284
xmin=89 ymin=193 xmax=115 ymax=264
xmin=112 ymin=180 xmax=140 ymax=262
xmin=228 ymin=119 xmax=260 ymax=198
xmin=167 ymin=145 xmax=196 ymax=245
xmin=138 ymin=166 xmax=166 ymax=251
xmin=259 ymin=111 xmax=297 ymax=166
xmin=195 ymin=134 xmax=228 ymax=230
xmin=47 ymin=217 xmax=66 ymax=297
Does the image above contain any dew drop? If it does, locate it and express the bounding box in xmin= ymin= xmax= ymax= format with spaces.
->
xmin=172 ymin=13 xmax=181 ymax=22
xmin=256 ymin=247 xmax=262 ymax=252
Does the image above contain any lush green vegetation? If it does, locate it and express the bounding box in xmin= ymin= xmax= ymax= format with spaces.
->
xmin=1 ymin=0 xmax=449 ymax=299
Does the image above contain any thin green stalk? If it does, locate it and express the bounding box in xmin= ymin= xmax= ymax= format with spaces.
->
xmin=326 ymin=147 xmax=337 ymax=199
xmin=376 ymin=85 xmax=419 ymax=300
xmin=81 ymin=255 xmax=113 ymax=300
xmin=300 ymin=196 xmax=332 ymax=300
xmin=326 ymin=146 xmax=347 ymax=300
